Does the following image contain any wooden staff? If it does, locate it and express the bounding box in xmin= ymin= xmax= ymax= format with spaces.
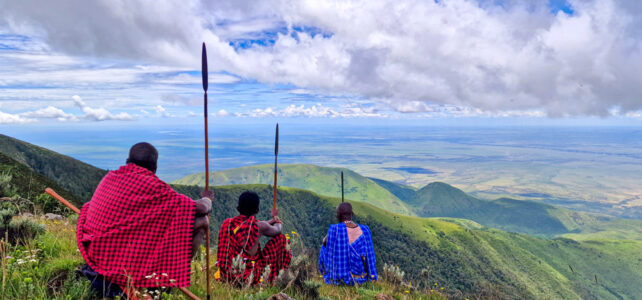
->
xmin=44 ymin=188 xmax=200 ymax=300
xmin=201 ymin=42 xmax=212 ymax=300
xmin=341 ymin=171 xmax=344 ymax=203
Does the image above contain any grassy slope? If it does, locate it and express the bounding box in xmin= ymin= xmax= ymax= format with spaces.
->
xmin=0 ymin=152 xmax=77 ymax=209
xmin=173 ymin=164 xmax=412 ymax=215
xmin=174 ymin=184 xmax=642 ymax=299
xmin=0 ymin=134 xmax=107 ymax=205
xmin=391 ymin=180 xmax=642 ymax=239
xmin=1 ymin=217 xmax=445 ymax=300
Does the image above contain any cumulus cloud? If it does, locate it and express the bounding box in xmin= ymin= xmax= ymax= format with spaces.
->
xmin=239 ymin=103 xmax=386 ymax=118
xmin=0 ymin=110 xmax=34 ymax=124
xmin=20 ymin=105 xmax=77 ymax=121
xmin=72 ymin=95 xmax=134 ymax=121
xmin=2 ymin=0 xmax=642 ymax=116
xmin=154 ymin=105 xmax=172 ymax=117
xmin=155 ymin=73 xmax=240 ymax=85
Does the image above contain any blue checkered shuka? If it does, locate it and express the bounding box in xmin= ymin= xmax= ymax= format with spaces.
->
xmin=318 ymin=223 xmax=378 ymax=285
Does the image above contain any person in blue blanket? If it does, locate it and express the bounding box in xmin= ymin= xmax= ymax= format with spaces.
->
xmin=318 ymin=202 xmax=378 ymax=285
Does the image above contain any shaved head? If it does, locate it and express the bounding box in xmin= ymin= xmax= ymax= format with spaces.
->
xmin=336 ymin=202 xmax=354 ymax=222
xmin=126 ymin=142 xmax=158 ymax=173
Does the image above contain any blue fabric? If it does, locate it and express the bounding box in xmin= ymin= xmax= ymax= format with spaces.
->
xmin=318 ymin=223 xmax=378 ymax=285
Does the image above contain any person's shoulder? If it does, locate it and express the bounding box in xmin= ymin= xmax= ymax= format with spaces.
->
xmin=359 ymin=224 xmax=371 ymax=232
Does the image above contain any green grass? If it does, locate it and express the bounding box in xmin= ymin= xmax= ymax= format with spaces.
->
xmin=0 ymin=216 xmax=446 ymax=300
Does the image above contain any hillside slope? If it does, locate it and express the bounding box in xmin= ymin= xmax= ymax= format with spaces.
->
xmin=0 ymin=151 xmax=77 ymax=211
xmin=173 ymin=184 xmax=642 ymax=299
xmin=174 ymin=164 xmax=412 ymax=215
xmin=0 ymin=134 xmax=106 ymax=204
xmin=176 ymin=164 xmax=642 ymax=239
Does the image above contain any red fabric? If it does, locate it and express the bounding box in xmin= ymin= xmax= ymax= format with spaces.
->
xmin=255 ymin=234 xmax=291 ymax=283
xmin=216 ymin=215 xmax=291 ymax=284
xmin=76 ymin=163 xmax=196 ymax=288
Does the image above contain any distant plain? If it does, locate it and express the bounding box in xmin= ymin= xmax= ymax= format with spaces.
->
xmin=6 ymin=121 xmax=642 ymax=218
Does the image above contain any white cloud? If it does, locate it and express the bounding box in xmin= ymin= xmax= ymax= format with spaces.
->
xmin=0 ymin=110 xmax=35 ymax=124
xmin=2 ymin=0 xmax=642 ymax=117
xmin=241 ymin=103 xmax=386 ymax=118
xmin=155 ymin=73 xmax=240 ymax=85
xmin=154 ymin=105 xmax=171 ymax=117
xmin=20 ymin=105 xmax=76 ymax=121
xmin=72 ymin=95 xmax=134 ymax=121
xmin=216 ymin=109 xmax=229 ymax=117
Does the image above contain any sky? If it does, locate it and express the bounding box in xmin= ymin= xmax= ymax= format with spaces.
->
xmin=0 ymin=0 xmax=641 ymax=126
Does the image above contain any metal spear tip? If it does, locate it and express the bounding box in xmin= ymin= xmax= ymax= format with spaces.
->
xmin=275 ymin=123 xmax=279 ymax=156
xmin=201 ymin=42 xmax=208 ymax=92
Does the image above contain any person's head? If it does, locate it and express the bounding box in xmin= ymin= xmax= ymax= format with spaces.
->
xmin=336 ymin=202 xmax=354 ymax=222
xmin=126 ymin=142 xmax=158 ymax=173
xmin=237 ymin=191 xmax=260 ymax=216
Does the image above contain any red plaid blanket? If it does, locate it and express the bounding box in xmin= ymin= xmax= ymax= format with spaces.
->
xmin=76 ymin=163 xmax=196 ymax=288
xmin=217 ymin=215 xmax=291 ymax=284
xmin=216 ymin=215 xmax=260 ymax=281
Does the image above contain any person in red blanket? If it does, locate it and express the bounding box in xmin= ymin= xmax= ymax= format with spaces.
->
xmin=76 ymin=142 xmax=212 ymax=298
xmin=216 ymin=191 xmax=291 ymax=285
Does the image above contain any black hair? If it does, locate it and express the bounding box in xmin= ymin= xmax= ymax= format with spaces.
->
xmin=336 ymin=202 xmax=353 ymax=222
xmin=237 ymin=191 xmax=260 ymax=216
xmin=126 ymin=142 xmax=158 ymax=173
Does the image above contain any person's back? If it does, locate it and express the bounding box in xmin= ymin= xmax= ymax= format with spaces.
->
xmin=318 ymin=203 xmax=378 ymax=285
xmin=77 ymin=142 xmax=211 ymax=297
xmin=217 ymin=191 xmax=292 ymax=285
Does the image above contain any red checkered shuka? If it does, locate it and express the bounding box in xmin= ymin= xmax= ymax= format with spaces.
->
xmin=76 ymin=163 xmax=196 ymax=288
xmin=216 ymin=215 xmax=260 ymax=281
xmin=217 ymin=215 xmax=292 ymax=284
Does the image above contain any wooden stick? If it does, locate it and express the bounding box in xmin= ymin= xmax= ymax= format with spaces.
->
xmin=44 ymin=187 xmax=200 ymax=300
xmin=45 ymin=188 xmax=80 ymax=214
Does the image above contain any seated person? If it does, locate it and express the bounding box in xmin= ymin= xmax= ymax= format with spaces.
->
xmin=318 ymin=202 xmax=378 ymax=285
xmin=76 ymin=142 xmax=212 ymax=298
xmin=216 ymin=191 xmax=291 ymax=285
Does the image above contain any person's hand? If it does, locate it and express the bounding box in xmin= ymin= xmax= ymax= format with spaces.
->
xmin=201 ymin=189 xmax=214 ymax=201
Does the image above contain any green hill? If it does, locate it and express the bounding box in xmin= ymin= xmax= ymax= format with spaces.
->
xmin=0 ymin=134 xmax=107 ymax=205
xmin=173 ymin=164 xmax=412 ymax=215
xmin=176 ymin=164 xmax=642 ymax=239
xmin=173 ymin=184 xmax=642 ymax=299
xmin=0 ymin=151 xmax=77 ymax=211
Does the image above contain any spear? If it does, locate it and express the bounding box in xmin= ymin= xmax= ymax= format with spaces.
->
xmin=341 ymin=171 xmax=344 ymax=203
xmin=273 ymin=123 xmax=279 ymax=210
xmin=201 ymin=42 xmax=212 ymax=300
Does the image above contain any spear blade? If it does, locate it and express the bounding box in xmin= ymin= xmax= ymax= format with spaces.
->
xmin=202 ymin=43 xmax=208 ymax=92
xmin=273 ymin=123 xmax=279 ymax=210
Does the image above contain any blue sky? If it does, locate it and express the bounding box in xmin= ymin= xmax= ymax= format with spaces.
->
xmin=0 ymin=0 xmax=641 ymax=127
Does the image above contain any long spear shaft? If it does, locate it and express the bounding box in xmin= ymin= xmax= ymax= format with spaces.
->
xmin=201 ymin=42 xmax=211 ymax=300
xmin=44 ymin=188 xmax=201 ymax=300
xmin=341 ymin=171 xmax=344 ymax=202
xmin=273 ymin=123 xmax=279 ymax=210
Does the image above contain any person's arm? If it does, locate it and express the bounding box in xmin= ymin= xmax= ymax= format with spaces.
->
xmin=258 ymin=208 xmax=282 ymax=237
xmin=195 ymin=190 xmax=213 ymax=216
